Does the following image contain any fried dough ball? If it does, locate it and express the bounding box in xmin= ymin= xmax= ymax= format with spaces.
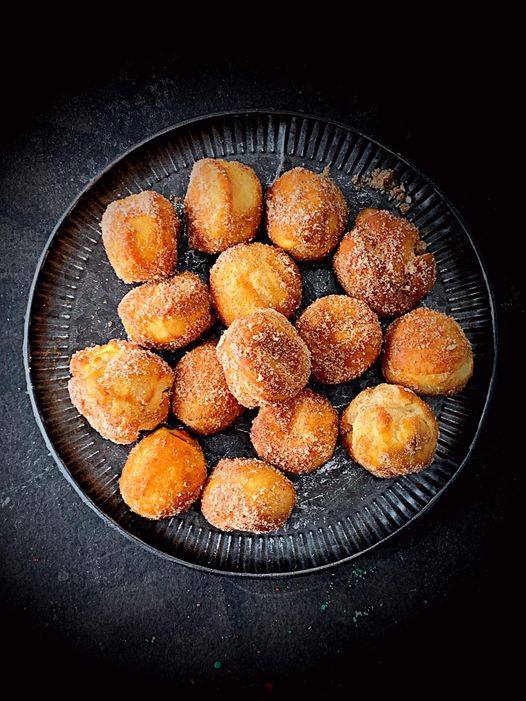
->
xmin=341 ymin=383 xmax=439 ymax=478
xmin=210 ymin=242 xmax=302 ymax=326
xmin=216 ymin=309 xmax=311 ymax=408
xmin=251 ymin=389 xmax=338 ymax=474
xmin=101 ymin=190 xmax=179 ymax=283
xmin=68 ymin=339 xmax=174 ymax=444
xmin=172 ymin=342 xmax=243 ymax=435
xmin=333 ymin=208 xmax=436 ymax=316
xmin=184 ymin=158 xmax=262 ymax=254
xmin=201 ymin=458 xmax=296 ymax=533
xmin=119 ymin=427 xmax=207 ymax=519
xmin=117 ymin=272 xmax=213 ymax=350
xmin=266 ymin=167 xmax=348 ymax=260
xmin=296 ymin=295 xmax=382 ymax=384
xmin=382 ymin=307 xmax=474 ymax=395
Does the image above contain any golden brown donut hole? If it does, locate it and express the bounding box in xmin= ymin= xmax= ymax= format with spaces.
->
xmin=216 ymin=308 xmax=311 ymax=408
xmin=210 ymin=242 xmax=302 ymax=326
xmin=382 ymin=307 xmax=474 ymax=395
xmin=172 ymin=342 xmax=243 ymax=435
xmin=119 ymin=427 xmax=207 ymax=519
xmin=296 ymin=295 xmax=382 ymax=384
xmin=340 ymin=383 xmax=439 ymax=478
xmin=101 ymin=190 xmax=179 ymax=284
xmin=118 ymin=272 xmax=213 ymax=351
xmin=266 ymin=167 xmax=348 ymax=260
xmin=184 ymin=158 xmax=262 ymax=253
xmin=68 ymin=339 xmax=174 ymax=444
xmin=333 ymin=208 xmax=436 ymax=317
xmin=200 ymin=458 xmax=296 ymax=533
xmin=251 ymin=389 xmax=338 ymax=474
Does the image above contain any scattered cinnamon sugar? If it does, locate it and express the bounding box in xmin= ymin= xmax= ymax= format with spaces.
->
xmin=352 ymin=168 xmax=412 ymax=212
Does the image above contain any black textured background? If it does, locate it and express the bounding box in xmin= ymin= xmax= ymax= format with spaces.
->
xmin=0 ymin=29 xmax=520 ymax=698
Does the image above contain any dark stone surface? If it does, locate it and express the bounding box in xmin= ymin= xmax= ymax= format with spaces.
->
xmin=0 ymin=45 xmax=520 ymax=697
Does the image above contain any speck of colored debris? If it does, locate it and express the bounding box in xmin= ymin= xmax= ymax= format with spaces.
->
xmin=352 ymin=607 xmax=372 ymax=624
xmin=352 ymin=567 xmax=366 ymax=579
xmin=321 ymin=601 xmax=329 ymax=611
xmin=214 ymin=661 xmax=221 ymax=669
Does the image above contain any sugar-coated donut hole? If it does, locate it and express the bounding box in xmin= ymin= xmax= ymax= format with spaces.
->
xmin=266 ymin=167 xmax=348 ymax=260
xmin=251 ymin=389 xmax=338 ymax=474
xmin=296 ymin=295 xmax=382 ymax=384
xmin=201 ymin=458 xmax=296 ymax=533
xmin=341 ymin=383 xmax=439 ymax=478
xmin=119 ymin=427 xmax=207 ymax=519
xmin=68 ymin=339 xmax=174 ymax=444
xmin=210 ymin=242 xmax=302 ymax=326
xmin=184 ymin=158 xmax=262 ymax=254
xmin=333 ymin=208 xmax=436 ymax=317
xmin=172 ymin=342 xmax=243 ymax=435
xmin=216 ymin=308 xmax=311 ymax=408
xmin=118 ymin=272 xmax=213 ymax=351
xmin=101 ymin=190 xmax=179 ymax=283
xmin=382 ymin=307 xmax=474 ymax=395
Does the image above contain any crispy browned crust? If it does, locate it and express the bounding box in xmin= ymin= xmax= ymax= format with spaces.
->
xmin=216 ymin=308 xmax=311 ymax=408
xmin=117 ymin=271 xmax=213 ymax=351
xmin=333 ymin=208 xmax=436 ymax=317
xmin=200 ymin=458 xmax=296 ymax=533
xmin=184 ymin=158 xmax=262 ymax=254
xmin=172 ymin=342 xmax=243 ymax=435
xmin=68 ymin=339 xmax=174 ymax=444
xmin=210 ymin=242 xmax=302 ymax=326
xmin=296 ymin=295 xmax=382 ymax=384
xmin=382 ymin=307 xmax=474 ymax=395
xmin=251 ymin=389 xmax=338 ymax=474
xmin=340 ymin=383 xmax=439 ymax=478
xmin=101 ymin=190 xmax=179 ymax=283
xmin=266 ymin=167 xmax=348 ymax=260
xmin=119 ymin=427 xmax=207 ymax=519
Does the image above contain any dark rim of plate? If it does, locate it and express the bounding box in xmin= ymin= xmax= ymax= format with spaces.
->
xmin=23 ymin=109 xmax=498 ymax=578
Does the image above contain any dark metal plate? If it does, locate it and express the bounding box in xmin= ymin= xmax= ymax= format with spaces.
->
xmin=24 ymin=111 xmax=497 ymax=576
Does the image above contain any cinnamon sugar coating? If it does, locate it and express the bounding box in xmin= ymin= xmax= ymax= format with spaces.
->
xmin=119 ymin=427 xmax=207 ymax=519
xmin=216 ymin=309 xmax=311 ymax=408
xmin=210 ymin=242 xmax=302 ymax=326
xmin=172 ymin=342 xmax=243 ymax=435
xmin=341 ymin=383 xmax=438 ymax=478
xmin=266 ymin=167 xmax=348 ymax=260
xmin=184 ymin=158 xmax=262 ymax=254
xmin=101 ymin=190 xmax=179 ymax=283
xmin=382 ymin=307 xmax=474 ymax=395
xmin=296 ymin=295 xmax=382 ymax=384
xmin=118 ymin=272 xmax=213 ymax=351
xmin=68 ymin=339 xmax=174 ymax=444
xmin=333 ymin=208 xmax=436 ymax=316
xmin=201 ymin=458 xmax=296 ymax=533
xmin=251 ymin=389 xmax=338 ymax=474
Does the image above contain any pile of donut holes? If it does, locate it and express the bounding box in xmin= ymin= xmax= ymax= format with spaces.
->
xmin=68 ymin=158 xmax=474 ymax=534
